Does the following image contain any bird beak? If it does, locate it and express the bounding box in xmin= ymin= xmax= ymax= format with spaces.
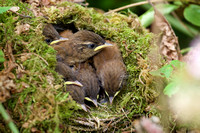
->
xmin=84 ymin=97 xmax=98 ymax=107
xmin=108 ymin=91 xmax=120 ymax=104
xmin=92 ymin=99 xmax=98 ymax=107
xmin=114 ymin=90 xmax=120 ymax=98
xmin=94 ymin=42 xmax=113 ymax=51
xmin=109 ymin=96 xmax=114 ymax=104
xmin=50 ymin=38 xmax=69 ymax=45
xmin=105 ymin=91 xmax=109 ymax=97
xmin=64 ymin=80 xmax=83 ymax=87
xmin=80 ymin=104 xmax=88 ymax=112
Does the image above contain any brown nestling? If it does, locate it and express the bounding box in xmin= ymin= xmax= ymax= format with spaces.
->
xmin=52 ymin=30 xmax=113 ymax=66
xmin=63 ymin=84 xmax=87 ymax=112
xmin=43 ymin=24 xmax=69 ymax=45
xmin=43 ymin=24 xmax=61 ymax=40
xmin=43 ymin=25 xmax=113 ymax=65
xmin=55 ymin=61 xmax=83 ymax=86
xmin=56 ymin=62 xmax=88 ymax=111
xmin=74 ymin=61 xmax=100 ymax=107
xmin=93 ymin=41 xmax=126 ymax=104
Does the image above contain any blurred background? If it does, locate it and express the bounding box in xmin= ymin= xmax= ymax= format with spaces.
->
xmin=87 ymin=0 xmax=200 ymax=50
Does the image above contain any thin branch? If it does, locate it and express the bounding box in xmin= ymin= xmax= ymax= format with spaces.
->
xmin=121 ymin=108 xmax=132 ymax=123
xmin=71 ymin=119 xmax=96 ymax=127
xmin=9 ymin=10 xmax=32 ymax=18
xmin=105 ymin=0 xmax=174 ymax=14
xmin=69 ymin=125 xmax=103 ymax=131
xmin=75 ymin=116 xmax=118 ymax=122
xmin=111 ymin=115 xmax=126 ymax=126
xmin=32 ymin=53 xmax=49 ymax=66
xmin=17 ymin=53 xmax=49 ymax=66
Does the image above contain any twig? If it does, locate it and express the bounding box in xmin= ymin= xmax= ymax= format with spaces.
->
xmin=76 ymin=116 xmax=118 ymax=122
xmin=0 ymin=103 xmax=19 ymax=133
xmin=9 ymin=10 xmax=32 ymax=18
xmin=105 ymin=0 xmax=174 ymax=14
xmin=103 ymin=119 xmax=113 ymax=132
xmin=17 ymin=53 xmax=49 ymax=66
xmin=111 ymin=115 xmax=126 ymax=126
xmin=31 ymin=53 xmax=49 ymax=66
xmin=121 ymin=108 xmax=132 ymax=123
xmin=121 ymin=124 xmax=136 ymax=132
xmin=69 ymin=125 xmax=103 ymax=131
xmin=71 ymin=119 xmax=96 ymax=127
xmin=139 ymin=71 xmax=145 ymax=85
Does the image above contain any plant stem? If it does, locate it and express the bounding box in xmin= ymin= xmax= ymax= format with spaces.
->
xmin=105 ymin=0 xmax=175 ymax=14
xmin=0 ymin=103 xmax=19 ymax=133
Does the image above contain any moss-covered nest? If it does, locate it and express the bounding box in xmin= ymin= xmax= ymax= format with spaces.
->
xmin=0 ymin=0 xmax=160 ymax=132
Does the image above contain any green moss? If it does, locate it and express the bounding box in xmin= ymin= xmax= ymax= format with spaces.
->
xmin=0 ymin=0 xmax=160 ymax=132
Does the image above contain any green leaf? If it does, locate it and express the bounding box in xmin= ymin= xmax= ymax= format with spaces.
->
xmin=163 ymin=81 xmax=179 ymax=97
xmin=150 ymin=63 xmax=173 ymax=79
xmin=165 ymin=15 xmax=198 ymax=37
xmin=0 ymin=50 xmax=5 ymax=63
xmin=184 ymin=4 xmax=200 ymax=27
xmin=150 ymin=60 xmax=185 ymax=79
xmin=169 ymin=60 xmax=185 ymax=68
xmin=159 ymin=65 xmax=173 ymax=79
xmin=139 ymin=4 xmax=179 ymax=27
xmin=0 ymin=7 xmax=12 ymax=14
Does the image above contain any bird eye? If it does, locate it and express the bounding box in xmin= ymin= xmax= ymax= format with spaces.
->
xmin=87 ymin=44 xmax=95 ymax=49
xmin=45 ymin=38 xmax=52 ymax=44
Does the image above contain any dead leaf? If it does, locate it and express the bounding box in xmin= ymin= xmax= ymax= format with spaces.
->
xmin=27 ymin=0 xmax=40 ymax=6
xmin=22 ymin=122 xmax=29 ymax=128
xmin=9 ymin=7 xmax=20 ymax=12
xmin=55 ymin=85 xmax=62 ymax=89
xmin=0 ymin=74 xmax=16 ymax=102
xmin=15 ymin=24 xmax=30 ymax=35
xmin=20 ymin=53 xmax=32 ymax=62
xmin=150 ymin=2 xmax=182 ymax=62
xmin=0 ymin=42 xmax=17 ymax=102
xmin=31 ymin=127 xmax=39 ymax=132
xmin=42 ymin=0 xmax=51 ymax=6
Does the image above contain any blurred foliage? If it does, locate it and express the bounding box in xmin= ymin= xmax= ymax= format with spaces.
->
xmin=87 ymin=0 xmax=200 ymax=48
xmin=0 ymin=50 xmax=5 ymax=63
xmin=0 ymin=7 xmax=11 ymax=14
xmin=184 ymin=4 xmax=200 ymax=26
xmin=150 ymin=60 xmax=185 ymax=97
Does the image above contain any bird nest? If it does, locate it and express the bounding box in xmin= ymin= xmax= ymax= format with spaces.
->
xmin=0 ymin=1 xmax=161 ymax=132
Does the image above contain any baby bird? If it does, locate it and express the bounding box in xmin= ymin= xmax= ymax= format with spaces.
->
xmin=55 ymin=61 xmax=83 ymax=86
xmin=43 ymin=24 xmax=61 ymax=40
xmin=93 ymin=41 xmax=126 ymax=104
xmin=56 ymin=62 xmax=87 ymax=111
xmin=43 ymin=24 xmax=113 ymax=65
xmin=75 ymin=61 xmax=100 ymax=107
xmin=43 ymin=24 xmax=68 ymax=44
xmin=52 ymin=30 xmax=113 ymax=66
xmin=64 ymin=84 xmax=87 ymax=112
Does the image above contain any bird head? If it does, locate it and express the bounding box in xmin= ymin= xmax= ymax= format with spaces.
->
xmin=71 ymin=30 xmax=113 ymax=58
xmin=51 ymin=30 xmax=113 ymax=58
xmin=84 ymin=83 xmax=100 ymax=107
xmin=99 ymin=60 xmax=126 ymax=104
